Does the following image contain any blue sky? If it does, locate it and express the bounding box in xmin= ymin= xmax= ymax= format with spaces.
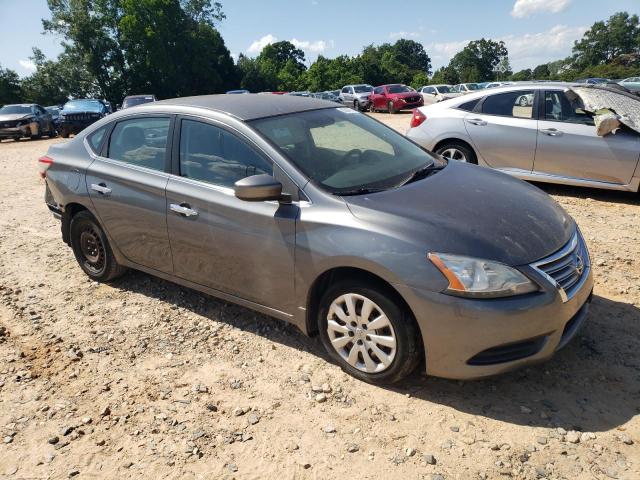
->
xmin=1 ymin=0 xmax=639 ymax=77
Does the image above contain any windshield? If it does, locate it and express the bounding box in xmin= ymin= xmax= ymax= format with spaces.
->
xmin=0 ymin=105 xmax=31 ymax=115
xmin=387 ymin=85 xmax=412 ymax=94
xmin=63 ymin=100 xmax=104 ymax=113
xmin=353 ymin=85 xmax=373 ymax=93
xmin=123 ymin=96 xmax=155 ymax=108
xmin=251 ymin=107 xmax=439 ymax=194
xmin=465 ymin=83 xmax=480 ymax=90
xmin=436 ymin=86 xmax=451 ymax=93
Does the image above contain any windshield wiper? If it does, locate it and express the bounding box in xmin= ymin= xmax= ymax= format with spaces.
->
xmin=338 ymin=187 xmax=387 ymax=196
xmin=397 ymin=163 xmax=445 ymax=187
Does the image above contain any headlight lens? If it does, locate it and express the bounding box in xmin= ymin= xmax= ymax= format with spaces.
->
xmin=429 ymin=253 xmax=538 ymax=298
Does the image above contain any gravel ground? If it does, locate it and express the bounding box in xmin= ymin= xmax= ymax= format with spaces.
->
xmin=0 ymin=124 xmax=638 ymax=480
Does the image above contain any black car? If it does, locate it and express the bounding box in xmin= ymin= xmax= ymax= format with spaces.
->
xmin=58 ymin=99 xmax=109 ymax=138
xmin=121 ymin=94 xmax=157 ymax=109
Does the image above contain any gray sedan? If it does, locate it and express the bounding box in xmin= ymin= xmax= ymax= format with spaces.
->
xmin=407 ymin=83 xmax=640 ymax=192
xmin=41 ymin=94 xmax=592 ymax=384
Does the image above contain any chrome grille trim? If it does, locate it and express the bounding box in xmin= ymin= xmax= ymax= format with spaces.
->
xmin=531 ymin=230 xmax=589 ymax=303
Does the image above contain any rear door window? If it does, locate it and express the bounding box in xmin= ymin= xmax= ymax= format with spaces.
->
xmin=107 ymin=117 xmax=170 ymax=171
xmin=481 ymin=90 xmax=534 ymax=119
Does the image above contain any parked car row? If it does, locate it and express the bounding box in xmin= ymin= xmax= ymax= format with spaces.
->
xmin=1 ymin=94 xmax=157 ymax=142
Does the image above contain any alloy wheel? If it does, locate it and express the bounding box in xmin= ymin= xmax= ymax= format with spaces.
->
xmin=440 ymin=147 xmax=468 ymax=162
xmin=326 ymin=293 xmax=397 ymax=373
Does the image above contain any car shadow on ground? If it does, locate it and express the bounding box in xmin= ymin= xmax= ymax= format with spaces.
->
xmin=536 ymin=182 xmax=640 ymax=206
xmin=112 ymin=270 xmax=639 ymax=433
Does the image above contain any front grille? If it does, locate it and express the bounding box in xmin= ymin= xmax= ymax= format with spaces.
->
xmin=531 ymin=231 xmax=589 ymax=302
xmin=64 ymin=113 xmax=100 ymax=121
xmin=467 ymin=336 xmax=547 ymax=365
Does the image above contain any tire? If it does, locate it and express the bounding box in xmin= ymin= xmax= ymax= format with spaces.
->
xmin=519 ymin=96 xmax=528 ymax=107
xmin=353 ymin=100 xmax=359 ymax=110
xmin=318 ymin=280 xmax=421 ymax=385
xmin=60 ymin=129 xmax=70 ymax=138
xmin=387 ymin=101 xmax=396 ymax=114
xmin=435 ymin=141 xmax=477 ymax=164
xmin=70 ymin=211 xmax=127 ymax=282
xmin=370 ymin=102 xmax=376 ymax=113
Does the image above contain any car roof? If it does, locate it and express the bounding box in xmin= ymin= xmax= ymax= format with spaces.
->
xmin=2 ymin=103 xmax=36 ymax=107
xmin=153 ymin=93 xmax=339 ymax=121
xmin=124 ymin=94 xmax=155 ymax=99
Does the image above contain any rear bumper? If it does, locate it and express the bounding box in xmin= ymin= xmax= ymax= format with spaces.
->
xmin=395 ymin=267 xmax=594 ymax=380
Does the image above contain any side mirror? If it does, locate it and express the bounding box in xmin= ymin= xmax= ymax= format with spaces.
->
xmin=234 ymin=174 xmax=284 ymax=202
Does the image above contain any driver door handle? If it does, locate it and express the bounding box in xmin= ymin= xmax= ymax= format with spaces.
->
xmin=466 ymin=118 xmax=487 ymax=126
xmin=90 ymin=183 xmax=112 ymax=195
xmin=170 ymin=203 xmax=198 ymax=217
xmin=541 ymin=128 xmax=563 ymax=137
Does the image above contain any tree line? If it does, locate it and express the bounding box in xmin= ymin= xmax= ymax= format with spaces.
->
xmin=1 ymin=3 xmax=639 ymax=107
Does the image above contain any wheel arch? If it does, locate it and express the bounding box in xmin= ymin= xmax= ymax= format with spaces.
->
xmin=305 ymin=266 xmax=417 ymax=338
xmin=61 ymin=202 xmax=91 ymax=245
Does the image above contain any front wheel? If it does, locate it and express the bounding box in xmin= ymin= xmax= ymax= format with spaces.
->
xmin=318 ymin=281 xmax=421 ymax=384
xmin=70 ymin=211 xmax=127 ymax=282
xmin=387 ymin=101 xmax=396 ymax=114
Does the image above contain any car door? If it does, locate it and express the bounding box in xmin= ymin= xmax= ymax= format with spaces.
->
xmin=85 ymin=115 xmax=174 ymax=273
xmin=422 ymin=86 xmax=437 ymax=105
xmin=463 ymin=89 xmax=538 ymax=171
xmin=534 ymin=89 xmax=640 ymax=185
xmin=35 ymin=105 xmax=52 ymax=133
xmin=165 ymin=117 xmax=296 ymax=311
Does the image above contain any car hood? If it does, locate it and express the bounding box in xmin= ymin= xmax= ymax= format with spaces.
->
xmin=354 ymin=92 xmax=372 ymax=98
xmin=0 ymin=114 xmax=31 ymax=122
xmin=344 ymin=161 xmax=574 ymax=266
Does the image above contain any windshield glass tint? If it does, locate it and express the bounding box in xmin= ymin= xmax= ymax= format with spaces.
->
xmin=63 ymin=100 xmax=104 ymax=112
xmin=251 ymin=108 xmax=436 ymax=194
xmin=0 ymin=105 xmax=31 ymax=114
xmin=353 ymin=85 xmax=373 ymax=93
xmin=465 ymin=84 xmax=480 ymax=90
xmin=388 ymin=85 xmax=412 ymax=94
xmin=436 ymin=86 xmax=451 ymax=93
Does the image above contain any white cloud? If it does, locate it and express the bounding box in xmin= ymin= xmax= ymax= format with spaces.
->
xmin=18 ymin=59 xmax=36 ymax=73
xmin=389 ymin=31 xmax=421 ymax=39
xmin=247 ymin=34 xmax=278 ymax=54
xmin=426 ymin=24 xmax=585 ymax=71
xmin=247 ymin=35 xmax=333 ymax=57
xmin=511 ymin=0 xmax=571 ymax=18
xmin=291 ymin=38 xmax=331 ymax=53
xmin=502 ymin=24 xmax=586 ymax=70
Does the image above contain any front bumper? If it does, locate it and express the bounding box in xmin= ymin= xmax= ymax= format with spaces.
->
xmin=0 ymin=123 xmax=34 ymax=138
xmin=395 ymin=265 xmax=594 ymax=380
xmin=59 ymin=119 xmax=98 ymax=134
xmin=394 ymin=100 xmax=424 ymax=111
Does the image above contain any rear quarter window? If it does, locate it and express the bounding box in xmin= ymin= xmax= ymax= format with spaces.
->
xmin=87 ymin=125 xmax=109 ymax=154
xmin=457 ymin=98 xmax=481 ymax=112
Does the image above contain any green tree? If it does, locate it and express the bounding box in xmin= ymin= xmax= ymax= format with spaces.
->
xmin=572 ymin=12 xmax=640 ymax=69
xmin=411 ymin=71 xmax=430 ymax=89
xmin=510 ymin=68 xmax=532 ymax=81
xmin=448 ymin=39 xmax=508 ymax=83
xmin=0 ymin=64 xmax=22 ymax=105
xmin=532 ymin=63 xmax=551 ymax=80
xmin=43 ymin=0 xmax=236 ymax=103
xmin=430 ymin=65 xmax=460 ymax=85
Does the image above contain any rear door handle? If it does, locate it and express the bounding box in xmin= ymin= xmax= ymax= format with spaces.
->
xmin=170 ymin=203 xmax=198 ymax=217
xmin=466 ymin=118 xmax=487 ymax=126
xmin=90 ymin=183 xmax=112 ymax=195
xmin=541 ymin=128 xmax=563 ymax=137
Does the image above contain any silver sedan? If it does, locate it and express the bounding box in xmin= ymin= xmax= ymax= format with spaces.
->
xmin=407 ymin=83 xmax=640 ymax=192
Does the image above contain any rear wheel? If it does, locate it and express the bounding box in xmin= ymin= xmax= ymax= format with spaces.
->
xmin=318 ymin=281 xmax=421 ymax=384
xmin=60 ymin=129 xmax=70 ymax=138
xmin=70 ymin=211 xmax=127 ymax=282
xmin=435 ymin=141 xmax=477 ymax=164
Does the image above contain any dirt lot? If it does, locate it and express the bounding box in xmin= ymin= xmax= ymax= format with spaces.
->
xmin=0 ymin=119 xmax=639 ymax=480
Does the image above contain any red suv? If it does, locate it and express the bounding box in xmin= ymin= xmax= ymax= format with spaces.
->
xmin=370 ymin=84 xmax=424 ymax=114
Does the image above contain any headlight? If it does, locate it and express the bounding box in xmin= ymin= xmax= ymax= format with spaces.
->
xmin=428 ymin=253 xmax=538 ymax=298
